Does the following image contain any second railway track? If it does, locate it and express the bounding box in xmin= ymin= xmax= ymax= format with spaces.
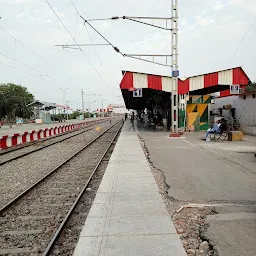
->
xmin=0 ymin=120 xmax=123 ymax=255
xmin=0 ymin=119 xmax=110 ymax=166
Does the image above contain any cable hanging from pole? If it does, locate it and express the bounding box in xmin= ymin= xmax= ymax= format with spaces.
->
xmin=70 ymin=0 xmax=114 ymax=88
xmin=45 ymin=0 xmax=110 ymax=88
xmin=80 ymin=15 xmax=172 ymax=67
xmin=80 ymin=15 xmax=123 ymax=56
xmin=85 ymin=16 xmax=173 ymax=30
xmin=55 ymin=44 xmax=110 ymax=48
xmin=0 ymin=52 xmax=70 ymax=87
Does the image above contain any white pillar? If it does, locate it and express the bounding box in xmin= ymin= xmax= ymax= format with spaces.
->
xmin=171 ymin=0 xmax=179 ymax=132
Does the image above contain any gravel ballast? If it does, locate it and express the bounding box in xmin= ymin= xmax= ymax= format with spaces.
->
xmin=0 ymin=119 xmax=109 ymax=165
xmin=0 ymin=121 xmax=122 ymax=255
xmin=0 ymin=120 xmax=117 ymax=209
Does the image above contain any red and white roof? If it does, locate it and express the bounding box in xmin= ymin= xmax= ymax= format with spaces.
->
xmin=120 ymin=67 xmax=249 ymax=95
xmin=56 ymin=104 xmax=73 ymax=110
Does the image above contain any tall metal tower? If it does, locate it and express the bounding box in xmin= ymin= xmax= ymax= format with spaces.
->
xmin=171 ymin=0 xmax=179 ymax=133
xmin=60 ymin=1 xmax=180 ymax=131
xmin=81 ymin=89 xmax=85 ymax=114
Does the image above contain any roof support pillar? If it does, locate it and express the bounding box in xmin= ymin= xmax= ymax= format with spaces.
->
xmin=171 ymin=0 xmax=179 ymax=133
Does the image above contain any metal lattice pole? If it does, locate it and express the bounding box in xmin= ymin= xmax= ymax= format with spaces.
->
xmin=81 ymin=89 xmax=85 ymax=116
xmin=171 ymin=0 xmax=179 ymax=133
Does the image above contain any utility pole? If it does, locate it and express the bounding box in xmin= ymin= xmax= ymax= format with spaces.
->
xmin=83 ymin=93 xmax=97 ymax=113
xmin=81 ymin=89 xmax=85 ymax=118
xmin=171 ymin=0 xmax=179 ymax=134
xmin=66 ymin=100 xmax=70 ymax=120
xmin=60 ymin=87 xmax=67 ymax=105
xmin=60 ymin=87 xmax=68 ymax=114
xmin=101 ymin=98 xmax=104 ymax=117
xmin=100 ymin=97 xmax=106 ymax=117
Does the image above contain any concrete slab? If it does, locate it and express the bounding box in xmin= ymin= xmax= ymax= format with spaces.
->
xmin=80 ymin=214 xmax=176 ymax=236
xmin=204 ymin=219 xmax=256 ymax=256
xmin=138 ymin=127 xmax=256 ymax=256
xmin=73 ymin=121 xmax=187 ymax=256
xmin=74 ymin=234 xmax=186 ymax=256
xmin=206 ymin=212 xmax=256 ymax=222
xmin=93 ymin=192 xmax=163 ymax=204
xmin=139 ymin=130 xmax=256 ymax=202
xmin=87 ymin=202 xmax=168 ymax=218
xmin=97 ymin=182 xmax=159 ymax=193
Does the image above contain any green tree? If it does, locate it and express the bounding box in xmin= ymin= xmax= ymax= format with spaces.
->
xmin=0 ymin=83 xmax=34 ymax=127
xmin=69 ymin=111 xmax=81 ymax=120
xmin=246 ymin=81 xmax=256 ymax=92
xmin=84 ymin=112 xmax=90 ymax=118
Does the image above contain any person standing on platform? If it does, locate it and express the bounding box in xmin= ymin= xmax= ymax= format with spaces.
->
xmin=125 ymin=113 xmax=128 ymax=121
xmin=129 ymin=111 xmax=135 ymax=130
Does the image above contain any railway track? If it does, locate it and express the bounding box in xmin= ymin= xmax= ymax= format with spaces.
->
xmin=0 ymin=120 xmax=123 ymax=255
xmin=0 ymin=119 xmax=110 ymax=166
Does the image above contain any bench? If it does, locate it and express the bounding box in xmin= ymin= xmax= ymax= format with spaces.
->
xmin=210 ymin=125 xmax=231 ymax=142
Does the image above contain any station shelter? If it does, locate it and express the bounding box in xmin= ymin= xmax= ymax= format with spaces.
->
xmin=120 ymin=67 xmax=249 ymax=130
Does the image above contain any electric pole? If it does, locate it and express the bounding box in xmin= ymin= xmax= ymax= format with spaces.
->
xmin=171 ymin=0 xmax=179 ymax=133
xmin=66 ymin=100 xmax=70 ymax=120
xmin=60 ymin=87 xmax=68 ymax=115
xmin=81 ymin=89 xmax=85 ymax=119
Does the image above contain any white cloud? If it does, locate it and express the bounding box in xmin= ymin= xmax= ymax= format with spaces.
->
xmin=0 ymin=0 xmax=255 ymax=109
xmin=213 ymin=1 xmax=225 ymax=10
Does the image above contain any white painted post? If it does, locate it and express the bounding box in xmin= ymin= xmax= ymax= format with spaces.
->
xmin=171 ymin=0 xmax=179 ymax=133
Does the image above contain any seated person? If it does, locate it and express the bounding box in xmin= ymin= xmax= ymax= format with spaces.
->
xmin=205 ymin=119 xmax=228 ymax=141
xmin=205 ymin=120 xmax=221 ymax=140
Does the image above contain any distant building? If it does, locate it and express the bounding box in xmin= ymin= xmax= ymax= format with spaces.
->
xmin=107 ymin=104 xmax=127 ymax=114
xmin=214 ymin=90 xmax=256 ymax=135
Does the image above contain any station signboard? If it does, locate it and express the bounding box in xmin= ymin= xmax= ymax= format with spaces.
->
xmin=230 ymin=84 xmax=240 ymax=94
xmin=172 ymin=70 xmax=180 ymax=77
xmin=133 ymin=88 xmax=143 ymax=98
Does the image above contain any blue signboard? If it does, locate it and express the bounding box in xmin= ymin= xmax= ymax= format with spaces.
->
xmin=133 ymin=88 xmax=143 ymax=98
xmin=172 ymin=70 xmax=179 ymax=77
xmin=230 ymin=84 xmax=240 ymax=94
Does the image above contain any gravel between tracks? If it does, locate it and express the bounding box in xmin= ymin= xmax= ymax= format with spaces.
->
xmin=0 ymin=120 xmax=118 ymax=209
xmin=0 ymin=122 xmax=121 ymax=255
xmin=50 ymin=151 xmax=113 ymax=255
xmin=0 ymin=120 xmax=109 ymax=164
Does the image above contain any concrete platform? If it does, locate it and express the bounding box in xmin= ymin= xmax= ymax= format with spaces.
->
xmin=73 ymin=122 xmax=187 ymax=256
xmin=138 ymin=127 xmax=256 ymax=256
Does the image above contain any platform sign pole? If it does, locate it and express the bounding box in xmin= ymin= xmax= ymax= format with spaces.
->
xmin=171 ymin=0 xmax=179 ymax=133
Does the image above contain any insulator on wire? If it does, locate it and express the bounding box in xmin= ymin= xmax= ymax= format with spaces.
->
xmin=113 ymin=47 xmax=120 ymax=53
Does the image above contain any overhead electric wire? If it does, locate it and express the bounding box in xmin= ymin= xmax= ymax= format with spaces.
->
xmin=0 ymin=25 xmax=56 ymax=69
xmin=56 ymin=43 xmax=110 ymax=47
xmin=70 ymin=0 xmax=116 ymax=88
xmin=0 ymin=24 xmax=76 ymax=88
xmin=0 ymin=60 xmax=43 ymax=79
xmin=80 ymin=16 xmax=172 ymax=67
xmin=71 ymin=0 xmax=104 ymax=67
xmin=80 ymin=15 xmax=123 ymax=56
xmin=124 ymin=17 xmax=171 ymax=30
xmin=45 ymin=0 xmax=109 ymax=87
xmin=82 ymin=16 xmax=172 ymax=30
xmin=229 ymin=15 xmax=256 ymax=63
xmin=0 ymin=52 xmax=69 ymax=87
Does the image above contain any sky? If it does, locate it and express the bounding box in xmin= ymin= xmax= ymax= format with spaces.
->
xmin=0 ymin=0 xmax=255 ymax=111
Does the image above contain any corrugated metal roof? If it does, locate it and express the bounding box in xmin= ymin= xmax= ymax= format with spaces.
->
xmin=121 ymin=66 xmax=248 ymax=80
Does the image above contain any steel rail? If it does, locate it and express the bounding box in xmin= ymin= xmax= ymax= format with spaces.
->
xmin=0 ymin=119 xmax=108 ymax=156
xmin=43 ymin=121 xmax=123 ymax=255
xmin=0 ymin=119 xmax=109 ymax=166
xmin=0 ymin=120 xmax=122 ymax=213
